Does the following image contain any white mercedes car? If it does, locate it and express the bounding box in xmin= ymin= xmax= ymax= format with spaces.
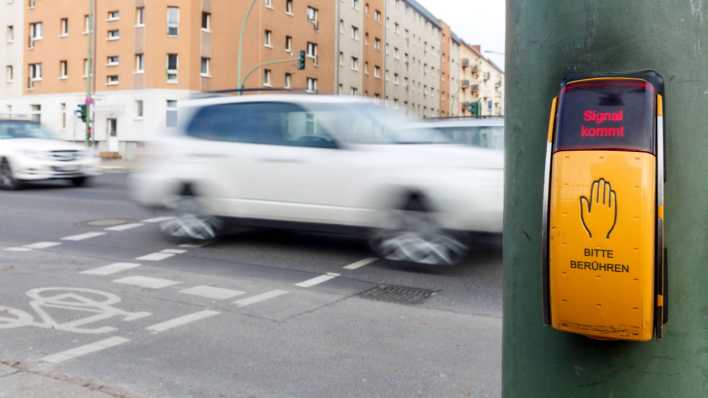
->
xmin=0 ymin=120 xmax=99 ymax=189
xmin=131 ymin=95 xmax=503 ymax=265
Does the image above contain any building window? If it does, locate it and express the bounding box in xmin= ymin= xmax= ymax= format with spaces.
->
xmin=59 ymin=60 xmax=68 ymax=78
xmin=350 ymin=87 xmax=358 ymax=95
xmin=374 ymin=10 xmax=382 ymax=22
xmin=338 ymin=51 xmax=344 ymax=66
xmin=394 ymin=73 xmax=399 ymax=85
xmin=60 ymin=18 xmax=68 ymax=37
xmin=285 ymin=0 xmax=293 ymax=15
xmin=339 ymin=19 xmax=344 ymax=33
xmin=29 ymin=63 xmax=42 ymax=81
xmin=201 ymin=12 xmax=211 ymax=31
xmin=107 ymin=10 xmax=120 ymax=21
xmin=264 ymin=0 xmax=273 ymax=8
xmin=84 ymin=14 xmax=91 ymax=33
xmin=306 ymin=77 xmax=317 ymax=93
xmin=6 ymin=25 xmax=14 ymax=43
xmin=351 ymin=56 xmax=359 ymax=71
xmin=352 ymin=0 xmax=360 ymax=10
xmin=284 ymin=73 xmax=292 ymax=89
xmin=351 ymin=25 xmax=359 ymax=40
xmin=374 ymin=65 xmax=381 ymax=78
xmin=307 ymin=6 xmax=318 ymax=22
xmin=135 ymin=53 xmax=144 ymax=73
xmin=83 ymin=58 xmax=89 ymax=77
xmin=264 ymin=30 xmax=272 ymax=47
xmin=5 ymin=65 xmax=13 ymax=82
xmin=364 ymin=61 xmax=369 ymax=75
xmin=107 ymin=29 xmax=120 ymax=40
xmin=28 ymin=0 xmax=36 ymax=8
xmin=107 ymin=55 xmax=119 ymax=66
xmin=167 ymin=7 xmax=180 ymax=36
xmin=29 ymin=22 xmax=42 ymax=46
xmin=30 ymin=104 xmax=41 ymax=123
xmin=200 ymin=57 xmax=211 ymax=77
xmin=106 ymin=75 xmax=119 ymax=85
xmin=136 ymin=7 xmax=145 ymax=26
xmin=166 ymin=53 xmax=178 ymax=82
xmin=374 ymin=37 xmax=381 ymax=50
xmin=166 ymin=100 xmax=178 ymax=127
xmin=135 ymin=100 xmax=144 ymax=119
xmin=306 ymin=42 xmax=317 ymax=58
xmin=364 ymin=32 xmax=369 ymax=45
xmin=107 ymin=118 xmax=117 ymax=137
xmin=284 ymin=35 xmax=293 ymax=52
xmin=263 ymin=68 xmax=272 ymax=86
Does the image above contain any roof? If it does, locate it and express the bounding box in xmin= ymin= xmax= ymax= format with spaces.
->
xmin=405 ymin=0 xmax=441 ymax=30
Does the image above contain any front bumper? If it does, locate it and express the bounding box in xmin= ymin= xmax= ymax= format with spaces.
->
xmin=13 ymin=156 xmax=100 ymax=181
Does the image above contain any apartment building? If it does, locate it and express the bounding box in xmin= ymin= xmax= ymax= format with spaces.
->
xmin=448 ymin=33 xmax=461 ymax=116
xmin=1 ymin=0 xmax=333 ymax=156
xmin=458 ymin=43 xmax=503 ymax=117
xmin=383 ymin=0 xmax=441 ymax=118
xmin=1 ymin=0 xmax=24 ymax=105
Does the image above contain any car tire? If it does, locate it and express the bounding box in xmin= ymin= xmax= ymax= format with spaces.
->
xmin=369 ymin=194 xmax=468 ymax=266
xmin=70 ymin=176 xmax=91 ymax=187
xmin=159 ymin=186 xmax=222 ymax=242
xmin=0 ymin=158 xmax=22 ymax=191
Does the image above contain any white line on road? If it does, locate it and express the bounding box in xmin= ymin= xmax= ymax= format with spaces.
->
xmin=180 ymin=286 xmax=245 ymax=300
xmin=136 ymin=252 xmax=175 ymax=262
xmin=146 ymin=310 xmax=221 ymax=334
xmin=61 ymin=232 xmax=106 ymax=241
xmin=178 ymin=243 xmax=209 ymax=248
xmin=81 ymin=263 xmax=142 ymax=276
xmin=162 ymin=249 xmax=187 ymax=254
xmin=113 ymin=276 xmax=181 ymax=289
xmin=4 ymin=247 xmax=32 ymax=252
xmin=23 ymin=242 xmax=61 ymax=249
xmin=343 ymin=257 xmax=378 ymax=271
xmin=41 ymin=336 xmax=130 ymax=364
xmin=105 ymin=223 xmax=144 ymax=232
xmin=142 ymin=216 xmax=175 ymax=224
xmin=295 ymin=273 xmax=340 ymax=288
xmin=234 ymin=290 xmax=289 ymax=308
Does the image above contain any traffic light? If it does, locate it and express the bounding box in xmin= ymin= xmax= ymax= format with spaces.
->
xmin=75 ymin=104 xmax=88 ymax=123
xmin=297 ymin=50 xmax=306 ymax=70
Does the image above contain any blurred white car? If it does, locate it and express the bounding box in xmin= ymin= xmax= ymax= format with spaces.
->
xmin=0 ymin=119 xmax=99 ymax=189
xmin=131 ymin=95 xmax=503 ymax=265
xmin=416 ymin=117 xmax=504 ymax=150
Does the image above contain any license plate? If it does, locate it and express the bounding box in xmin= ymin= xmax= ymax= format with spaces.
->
xmin=57 ymin=166 xmax=79 ymax=173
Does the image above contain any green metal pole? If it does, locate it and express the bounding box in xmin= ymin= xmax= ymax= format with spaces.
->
xmin=504 ymin=1 xmax=708 ymax=396
xmin=236 ymin=0 xmax=258 ymax=90
xmin=240 ymin=57 xmax=295 ymax=90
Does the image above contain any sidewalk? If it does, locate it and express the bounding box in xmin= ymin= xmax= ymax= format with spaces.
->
xmin=0 ymin=363 xmax=137 ymax=398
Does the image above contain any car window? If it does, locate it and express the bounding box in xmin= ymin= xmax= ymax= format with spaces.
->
xmin=435 ymin=126 xmax=504 ymax=149
xmin=0 ymin=122 xmax=53 ymax=139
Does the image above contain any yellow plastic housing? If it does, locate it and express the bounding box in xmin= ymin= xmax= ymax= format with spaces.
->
xmin=549 ymin=150 xmax=656 ymax=341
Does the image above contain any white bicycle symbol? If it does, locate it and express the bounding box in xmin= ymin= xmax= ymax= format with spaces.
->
xmin=0 ymin=288 xmax=150 ymax=335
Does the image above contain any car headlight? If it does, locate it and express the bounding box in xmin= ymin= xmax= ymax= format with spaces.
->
xmin=20 ymin=149 xmax=47 ymax=160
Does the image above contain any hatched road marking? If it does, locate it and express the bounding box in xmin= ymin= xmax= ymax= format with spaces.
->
xmin=146 ymin=310 xmax=221 ymax=334
xmin=234 ymin=290 xmax=289 ymax=308
xmin=343 ymin=257 xmax=378 ymax=270
xmin=24 ymin=242 xmax=61 ymax=249
xmin=295 ymin=273 xmax=340 ymax=288
xmin=162 ymin=249 xmax=187 ymax=254
xmin=113 ymin=276 xmax=181 ymax=289
xmin=180 ymin=286 xmax=245 ymax=300
xmin=136 ymin=252 xmax=176 ymax=262
xmin=81 ymin=263 xmax=142 ymax=276
xmin=142 ymin=217 xmax=174 ymax=224
xmin=41 ymin=336 xmax=130 ymax=364
xmin=4 ymin=247 xmax=32 ymax=252
xmin=61 ymin=232 xmax=106 ymax=241
xmin=105 ymin=223 xmax=144 ymax=232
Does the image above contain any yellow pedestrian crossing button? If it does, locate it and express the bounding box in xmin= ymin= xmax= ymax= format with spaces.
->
xmin=541 ymin=71 xmax=667 ymax=341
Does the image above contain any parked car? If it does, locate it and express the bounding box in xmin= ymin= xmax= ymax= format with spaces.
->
xmin=418 ymin=117 xmax=504 ymax=150
xmin=0 ymin=119 xmax=99 ymax=189
xmin=131 ymin=95 xmax=503 ymax=265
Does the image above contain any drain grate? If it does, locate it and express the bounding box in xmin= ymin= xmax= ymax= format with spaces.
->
xmin=358 ymin=284 xmax=436 ymax=305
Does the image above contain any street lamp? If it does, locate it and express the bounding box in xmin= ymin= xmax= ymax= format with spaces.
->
xmin=236 ymin=0 xmax=259 ymax=90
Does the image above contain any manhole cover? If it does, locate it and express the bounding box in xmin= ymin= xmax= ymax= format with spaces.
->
xmin=358 ymin=285 xmax=436 ymax=305
xmin=82 ymin=219 xmax=134 ymax=227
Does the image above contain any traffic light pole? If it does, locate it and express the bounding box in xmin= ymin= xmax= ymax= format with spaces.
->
xmin=83 ymin=0 xmax=96 ymax=148
xmin=504 ymin=1 xmax=708 ymax=396
xmin=239 ymin=57 xmax=298 ymax=90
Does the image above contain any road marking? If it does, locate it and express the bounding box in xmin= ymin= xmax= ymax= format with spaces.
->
xmin=41 ymin=336 xmax=130 ymax=364
xmin=24 ymin=242 xmax=60 ymax=249
xmin=61 ymin=232 xmax=106 ymax=241
xmin=343 ymin=257 xmax=378 ymax=270
xmin=136 ymin=252 xmax=175 ymax=261
xmin=234 ymin=290 xmax=289 ymax=308
xmin=295 ymin=273 xmax=340 ymax=288
xmin=162 ymin=249 xmax=187 ymax=254
xmin=142 ymin=216 xmax=174 ymax=223
xmin=81 ymin=263 xmax=142 ymax=276
xmin=4 ymin=247 xmax=32 ymax=252
xmin=113 ymin=276 xmax=181 ymax=289
xmin=180 ymin=286 xmax=245 ymax=300
xmin=179 ymin=243 xmax=209 ymax=248
xmin=146 ymin=310 xmax=221 ymax=334
xmin=105 ymin=223 xmax=144 ymax=232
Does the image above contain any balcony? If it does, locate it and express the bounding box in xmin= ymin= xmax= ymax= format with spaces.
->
xmin=462 ymin=58 xmax=470 ymax=68
xmin=461 ymin=79 xmax=470 ymax=88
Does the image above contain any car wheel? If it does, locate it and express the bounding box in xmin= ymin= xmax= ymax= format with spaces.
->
xmin=369 ymin=195 xmax=468 ymax=266
xmin=70 ymin=176 xmax=91 ymax=187
xmin=0 ymin=158 xmax=21 ymax=191
xmin=159 ymin=188 xmax=222 ymax=242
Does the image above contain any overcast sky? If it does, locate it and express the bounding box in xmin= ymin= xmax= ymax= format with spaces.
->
xmin=418 ymin=0 xmax=506 ymax=70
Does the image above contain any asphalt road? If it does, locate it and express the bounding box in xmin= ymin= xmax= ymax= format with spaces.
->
xmin=0 ymin=173 xmax=503 ymax=398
